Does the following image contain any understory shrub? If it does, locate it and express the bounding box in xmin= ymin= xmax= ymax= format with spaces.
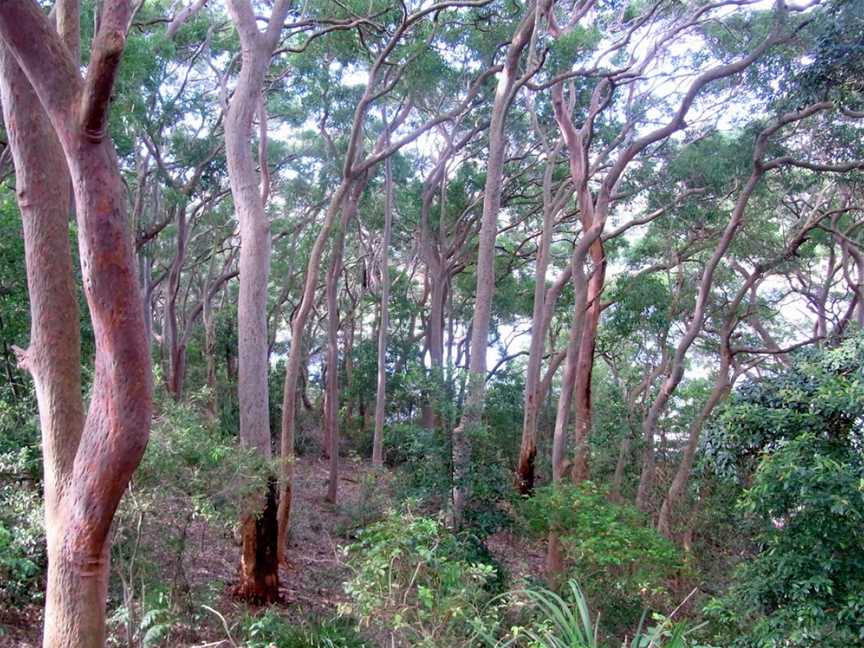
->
xmin=109 ymin=395 xmax=271 ymax=644
xmin=340 ymin=505 xmax=503 ymax=646
xmin=0 ymin=395 xmax=44 ymax=606
xmin=703 ymin=336 xmax=864 ymax=647
xmin=518 ymin=483 xmax=682 ymax=637
xmin=487 ymin=580 xmax=709 ymax=648
xmin=243 ymin=608 xmax=370 ymax=648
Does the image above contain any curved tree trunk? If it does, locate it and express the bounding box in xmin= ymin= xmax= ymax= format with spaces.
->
xmin=451 ymin=2 xmax=543 ymax=527
xmin=516 ymin=140 xmax=565 ymax=494
xmin=0 ymin=1 xmax=153 ymax=643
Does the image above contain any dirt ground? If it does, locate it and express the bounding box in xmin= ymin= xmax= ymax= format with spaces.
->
xmin=0 ymin=455 xmax=536 ymax=647
xmin=0 ymin=456 xmax=391 ymax=647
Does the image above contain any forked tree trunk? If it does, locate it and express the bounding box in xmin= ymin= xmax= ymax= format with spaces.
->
xmin=223 ymin=0 xmax=290 ymax=602
xmin=634 ymin=103 xmax=832 ymax=511
xmin=0 ymin=1 xmax=152 ymax=643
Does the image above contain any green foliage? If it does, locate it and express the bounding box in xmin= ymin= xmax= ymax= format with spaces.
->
xmin=107 ymin=588 xmax=174 ymax=648
xmin=488 ymin=580 xmax=705 ymax=648
xmin=340 ymin=506 xmax=502 ymax=647
xmin=0 ymin=390 xmax=44 ymax=606
xmin=0 ymin=518 xmax=41 ymax=605
xmin=243 ymin=609 xmax=370 ymax=648
xmin=704 ymin=337 xmax=864 ymax=647
xmin=110 ymin=395 xmax=272 ymax=638
xmin=518 ymin=484 xmax=682 ymax=635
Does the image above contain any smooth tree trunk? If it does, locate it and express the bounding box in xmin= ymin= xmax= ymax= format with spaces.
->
xmin=372 ymin=155 xmax=394 ymax=467
xmin=223 ymin=0 xmax=290 ymax=602
xmin=165 ymin=204 xmax=188 ymax=400
xmin=451 ymin=2 xmax=544 ymax=527
xmin=516 ymin=139 xmax=567 ymax=494
xmin=203 ymin=286 xmax=219 ymax=422
xmin=324 ymin=227 xmax=346 ymax=503
xmin=277 ymin=180 xmax=349 ymax=561
xmin=545 ymin=239 xmax=596 ymax=577
xmin=324 ymin=183 xmax=365 ymax=503
xmin=0 ymin=1 xmax=153 ymax=644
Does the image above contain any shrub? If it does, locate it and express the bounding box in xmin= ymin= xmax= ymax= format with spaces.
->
xmin=703 ymin=336 xmax=864 ymax=647
xmin=518 ymin=483 xmax=682 ymax=636
xmin=109 ymin=396 xmax=271 ymax=643
xmin=243 ymin=608 xmax=370 ymax=648
xmin=340 ymin=505 xmax=502 ymax=646
xmin=487 ymin=580 xmax=706 ymax=648
xmin=0 ymin=395 xmax=45 ymax=606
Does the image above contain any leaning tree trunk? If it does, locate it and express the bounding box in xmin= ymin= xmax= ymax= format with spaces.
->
xmin=0 ymin=1 xmax=153 ymax=643
xmin=224 ymin=0 xmax=291 ymax=602
xmin=324 ymin=184 xmax=365 ymax=503
xmin=277 ymin=180 xmax=348 ymax=561
xmin=451 ymin=3 xmax=541 ymax=527
xmin=656 ymin=358 xmax=731 ymax=538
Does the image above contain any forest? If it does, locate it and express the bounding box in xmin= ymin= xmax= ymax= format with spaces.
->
xmin=0 ymin=0 xmax=862 ymax=646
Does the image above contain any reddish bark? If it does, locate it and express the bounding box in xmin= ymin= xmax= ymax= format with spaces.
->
xmin=0 ymin=1 xmax=152 ymax=644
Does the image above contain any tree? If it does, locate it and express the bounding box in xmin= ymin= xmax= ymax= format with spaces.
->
xmin=223 ymin=0 xmax=291 ymax=603
xmin=0 ymin=0 xmax=152 ymax=643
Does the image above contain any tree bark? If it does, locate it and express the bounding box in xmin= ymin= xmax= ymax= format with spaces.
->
xmin=516 ymin=139 xmax=567 ymax=494
xmin=451 ymin=1 xmax=543 ymax=528
xmin=223 ymin=0 xmax=290 ymax=602
xmin=0 ymin=1 xmax=152 ymax=643
xmin=372 ymin=154 xmax=394 ymax=467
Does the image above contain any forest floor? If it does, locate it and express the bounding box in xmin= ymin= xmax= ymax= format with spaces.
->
xmin=0 ymin=456 xmax=536 ymax=647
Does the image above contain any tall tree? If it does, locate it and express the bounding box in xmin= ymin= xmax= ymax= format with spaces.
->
xmin=451 ymin=0 xmax=549 ymax=527
xmin=223 ymin=0 xmax=291 ymax=602
xmin=0 ymin=0 xmax=152 ymax=643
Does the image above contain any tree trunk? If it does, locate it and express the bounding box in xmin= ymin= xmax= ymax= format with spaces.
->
xmin=451 ymin=3 xmax=541 ymax=527
xmin=324 ymin=185 xmax=364 ymax=503
xmin=516 ymin=141 xmax=565 ymax=494
xmin=636 ymin=171 xmax=761 ymax=512
xmin=166 ymin=204 xmax=188 ymax=400
xmin=277 ymin=180 xmax=349 ymax=561
xmin=0 ymin=1 xmax=153 ymax=643
xmin=203 ymin=285 xmax=220 ymax=423
xmin=656 ymin=361 xmax=731 ymax=538
xmin=571 ymin=255 xmax=604 ymax=483
xmin=324 ymin=224 xmax=346 ymax=504
xmin=223 ymin=0 xmax=290 ymax=602
xmin=372 ymin=154 xmax=394 ymax=467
